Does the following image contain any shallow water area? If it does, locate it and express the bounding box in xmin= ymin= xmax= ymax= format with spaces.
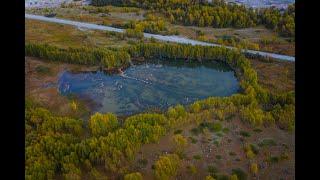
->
xmin=58 ymin=59 xmax=240 ymax=115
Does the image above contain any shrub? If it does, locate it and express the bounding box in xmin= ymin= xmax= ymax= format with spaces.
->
xmin=35 ymin=65 xmax=51 ymax=74
xmin=171 ymin=134 xmax=188 ymax=154
xmin=190 ymin=102 xmax=201 ymax=113
xmin=205 ymin=175 xmax=216 ymax=180
xmin=173 ymin=129 xmax=183 ymax=134
xmin=187 ymin=164 xmax=197 ymax=174
xmin=207 ymin=165 xmax=218 ymax=176
xmin=239 ymin=131 xmax=251 ymax=137
xmin=258 ymin=138 xmax=276 ymax=147
xmin=231 ymin=168 xmax=248 ymax=180
xmin=89 ymin=112 xmax=118 ymax=137
xmin=250 ymin=163 xmax=258 ymax=175
xmin=189 ymin=136 xmax=198 ymax=144
xmin=124 ymin=172 xmax=143 ymax=180
xmin=193 ymin=155 xmax=202 ymax=160
xmin=230 ymin=174 xmax=239 ymax=180
xmin=154 ymin=154 xmax=181 ymax=180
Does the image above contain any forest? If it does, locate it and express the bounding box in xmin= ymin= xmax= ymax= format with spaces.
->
xmin=25 ymin=43 xmax=131 ymax=70
xmin=91 ymin=0 xmax=295 ymax=37
xmin=26 ymin=41 xmax=294 ymax=179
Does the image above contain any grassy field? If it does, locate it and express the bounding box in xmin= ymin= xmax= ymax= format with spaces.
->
xmin=249 ymin=58 xmax=295 ymax=94
xmin=133 ymin=114 xmax=294 ymax=180
xmin=26 ymin=19 xmax=152 ymax=49
xmin=26 ymin=5 xmax=295 ymax=56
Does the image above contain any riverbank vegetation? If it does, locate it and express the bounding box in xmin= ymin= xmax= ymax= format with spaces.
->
xmin=25 ymin=43 xmax=130 ymax=70
xmin=26 ymin=41 xmax=294 ymax=179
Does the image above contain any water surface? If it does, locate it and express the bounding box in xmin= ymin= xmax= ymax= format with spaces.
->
xmin=58 ymin=59 xmax=239 ymax=115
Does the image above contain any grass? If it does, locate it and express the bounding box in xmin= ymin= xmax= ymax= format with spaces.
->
xmin=190 ymin=127 xmax=201 ymax=136
xmin=267 ymin=156 xmax=280 ymax=163
xmin=187 ymin=165 xmax=197 ymax=174
xmin=188 ymin=136 xmax=198 ymax=144
xmin=253 ymin=128 xmax=263 ymax=133
xmin=207 ymin=165 xmax=218 ymax=175
xmin=35 ymin=65 xmax=51 ymax=75
xmin=249 ymin=58 xmax=295 ymax=94
xmin=258 ymin=138 xmax=277 ymax=147
xmin=231 ymin=168 xmax=248 ymax=180
xmin=173 ymin=129 xmax=183 ymax=134
xmin=250 ymin=144 xmax=259 ymax=155
xmin=194 ymin=122 xmax=223 ymax=134
xmin=215 ymin=155 xmax=222 ymax=160
xmin=222 ymin=128 xmax=229 ymax=133
xmin=25 ymin=19 xmax=148 ymax=49
xmin=239 ymin=131 xmax=251 ymax=137
xmin=216 ymin=133 xmax=224 ymax=137
xmin=137 ymin=158 xmax=148 ymax=168
xmin=216 ymin=174 xmax=230 ymax=180
xmin=193 ymin=155 xmax=202 ymax=160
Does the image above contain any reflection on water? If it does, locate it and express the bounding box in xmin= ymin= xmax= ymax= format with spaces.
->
xmin=58 ymin=59 xmax=239 ymax=115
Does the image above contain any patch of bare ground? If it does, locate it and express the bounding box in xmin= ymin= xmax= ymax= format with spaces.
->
xmin=132 ymin=116 xmax=294 ymax=179
xmin=25 ymin=57 xmax=98 ymax=118
xmin=249 ymin=58 xmax=295 ymax=94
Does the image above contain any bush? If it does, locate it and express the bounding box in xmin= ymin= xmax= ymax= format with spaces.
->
xmin=230 ymin=174 xmax=239 ymax=180
xmin=173 ymin=129 xmax=183 ymax=134
xmin=124 ymin=172 xmax=143 ymax=180
xmin=189 ymin=136 xmax=198 ymax=144
xmin=154 ymin=154 xmax=181 ymax=180
xmin=258 ymin=138 xmax=276 ymax=147
xmin=187 ymin=164 xmax=197 ymax=174
xmin=231 ymin=168 xmax=248 ymax=180
xmin=205 ymin=175 xmax=216 ymax=180
xmin=124 ymin=28 xmax=144 ymax=39
xmin=249 ymin=163 xmax=258 ymax=175
xmin=89 ymin=112 xmax=118 ymax=137
xmin=25 ymin=43 xmax=130 ymax=69
xmin=239 ymin=131 xmax=251 ymax=137
xmin=193 ymin=155 xmax=202 ymax=160
xmin=35 ymin=65 xmax=51 ymax=74
xmin=171 ymin=134 xmax=188 ymax=154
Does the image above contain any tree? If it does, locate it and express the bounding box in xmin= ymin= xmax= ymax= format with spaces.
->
xmin=89 ymin=112 xmax=118 ymax=137
xmin=250 ymin=163 xmax=258 ymax=175
xmin=171 ymin=134 xmax=188 ymax=154
xmin=190 ymin=102 xmax=201 ymax=113
xmin=205 ymin=175 xmax=216 ymax=180
xmin=124 ymin=172 xmax=143 ymax=180
xmin=154 ymin=154 xmax=181 ymax=180
xmin=230 ymin=174 xmax=238 ymax=180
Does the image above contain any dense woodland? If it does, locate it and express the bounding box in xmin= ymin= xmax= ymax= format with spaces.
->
xmin=26 ymin=41 xmax=294 ymax=179
xmin=91 ymin=0 xmax=295 ymax=37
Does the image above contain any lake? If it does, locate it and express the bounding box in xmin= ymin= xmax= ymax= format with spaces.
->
xmin=58 ymin=59 xmax=240 ymax=115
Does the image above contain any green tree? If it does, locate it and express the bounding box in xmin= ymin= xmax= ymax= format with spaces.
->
xmin=89 ymin=112 xmax=118 ymax=137
xmin=154 ymin=154 xmax=181 ymax=180
xmin=171 ymin=134 xmax=188 ymax=154
xmin=124 ymin=172 xmax=143 ymax=180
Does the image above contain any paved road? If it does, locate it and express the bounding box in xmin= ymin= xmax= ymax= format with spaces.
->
xmin=25 ymin=14 xmax=295 ymax=61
